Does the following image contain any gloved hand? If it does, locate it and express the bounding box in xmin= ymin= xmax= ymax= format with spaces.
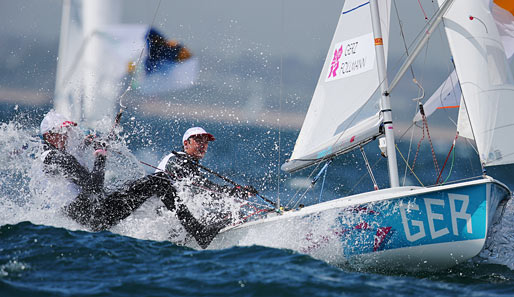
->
xmin=83 ymin=132 xmax=109 ymax=151
xmin=94 ymin=148 xmax=107 ymax=157
xmin=93 ymin=139 xmax=110 ymax=150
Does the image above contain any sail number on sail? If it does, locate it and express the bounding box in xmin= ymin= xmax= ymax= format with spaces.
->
xmin=326 ymin=33 xmax=375 ymax=82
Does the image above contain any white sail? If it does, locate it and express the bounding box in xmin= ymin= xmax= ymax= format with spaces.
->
xmin=439 ymin=0 xmax=514 ymax=166
xmin=492 ymin=0 xmax=514 ymax=59
xmin=413 ymin=70 xmax=461 ymax=122
xmin=54 ymin=0 xmax=84 ymax=122
xmin=54 ymin=0 xmax=147 ymax=127
xmin=282 ymin=0 xmax=391 ymax=173
xmin=414 ymin=0 xmax=514 ymax=123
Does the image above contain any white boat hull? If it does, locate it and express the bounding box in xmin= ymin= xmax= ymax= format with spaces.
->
xmin=207 ymin=176 xmax=510 ymax=272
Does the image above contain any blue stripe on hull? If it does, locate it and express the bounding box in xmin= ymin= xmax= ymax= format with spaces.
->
xmin=334 ymin=184 xmax=489 ymax=256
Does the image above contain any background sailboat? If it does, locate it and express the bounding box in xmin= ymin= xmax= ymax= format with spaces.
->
xmin=54 ymin=0 xmax=198 ymax=129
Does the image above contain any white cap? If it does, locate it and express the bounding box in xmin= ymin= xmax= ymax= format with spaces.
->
xmin=182 ymin=127 xmax=215 ymax=143
xmin=40 ymin=110 xmax=77 ymax=135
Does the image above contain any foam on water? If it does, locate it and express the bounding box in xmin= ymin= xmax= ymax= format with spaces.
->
xmin=0 ymin=119 xmax=249 ymax=246
xmin=1 ymin=118 xmax=514 ymax=271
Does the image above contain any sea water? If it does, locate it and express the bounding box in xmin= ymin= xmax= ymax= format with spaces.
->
xmin=1 ymin=104 xmax=513 ymax=296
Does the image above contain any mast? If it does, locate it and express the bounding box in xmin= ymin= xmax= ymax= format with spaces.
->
xmin=369 ymin=0 xmax=399 ymax=187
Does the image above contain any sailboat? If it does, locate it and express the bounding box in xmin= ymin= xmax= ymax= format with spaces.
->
xmin=54 ymin=0 xmax=198 ymax=128
xmin=205 ymin=0 xmax=513 ymax=272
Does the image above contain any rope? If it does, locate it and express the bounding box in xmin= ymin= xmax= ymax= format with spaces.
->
xmin=411 ymin=103 xmax=439 ymax=179
xmin=293 ymin=161 xmax=332 ymax=209
xmin=360 ymin=146 xmax=378 ymax=190
xmin=395 ymin=144 xmax=425 ymax=187
xmin=411 ymin=119 xmax=425 ymax=171
xmin=443 ymin=144 xmax=456 ymax=184
xmin=238 ymin=208 xmax=272 ymax=224
xmin=417 ymin=0 xmax=429 ymax=20
xmin=423 ymin=109 xmax=440 ymax=176
xmin=402 ymin=106 xmax=418 ymax=186
xmin=122 ymin=154 xmax=277 ymax=212
xmin=343 ymin=156 xmax=383 ymax=196
xmin=318 ymin=165 xmax=328 ymax=204
xmin=311 ymin=160 xmax=332 ymax=203
xmin=436 ymin=132 xmax=459 ymax=184
xmin=285 ymin=162 xmax=321 ymax=209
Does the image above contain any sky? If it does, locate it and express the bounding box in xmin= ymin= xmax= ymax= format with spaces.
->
xmin=0 ymin=0 xmax=448 ymax=62
xmin=1 ymin=0 xmax=509 ymax=131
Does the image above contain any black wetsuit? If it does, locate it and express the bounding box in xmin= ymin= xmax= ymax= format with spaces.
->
xmin=163 ymin=151 xmax=234 ymax=195
xmin=41 ymin=145 xmax=224 ymax=248
xmin=160 ymin=151 xmax=236 ymax=246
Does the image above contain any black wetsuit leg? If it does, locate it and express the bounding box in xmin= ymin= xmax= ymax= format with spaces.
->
xmin=65 ymin=171 xmax=229 ymax=248
xmin=65 ymin=172 xmax=178 ymax=231
xmin=175 ymin=204 xmax=231 ymax=249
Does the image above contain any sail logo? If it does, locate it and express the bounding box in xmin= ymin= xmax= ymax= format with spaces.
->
xmin=326 ymin=33 xmax=375 ymax=82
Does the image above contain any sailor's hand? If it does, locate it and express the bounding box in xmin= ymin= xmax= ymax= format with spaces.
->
xmin=230 ymin=185 xmax=258 ymax=198
xmin=84 ymin=134 xmax=96 ymax=146
xmin=94 ymin=148 xmax=108 ymax=157
xmin=93 ymin=139 xmax=110 ymax=150
xmin=83 ymin=132 xmax=109 ymax=150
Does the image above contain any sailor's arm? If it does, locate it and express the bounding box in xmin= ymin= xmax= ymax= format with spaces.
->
xmin=43 ymin=150 xmax=106 ymax=193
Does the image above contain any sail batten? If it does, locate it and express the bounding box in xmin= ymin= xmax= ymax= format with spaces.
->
xmin=282 ymin=0 xmax=391 ymax=173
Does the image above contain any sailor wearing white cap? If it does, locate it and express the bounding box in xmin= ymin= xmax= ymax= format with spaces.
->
xmin=36 ymin=110 xmax=179 ymax=232
xmin=154 ymin=127 xmax=260 ymax=246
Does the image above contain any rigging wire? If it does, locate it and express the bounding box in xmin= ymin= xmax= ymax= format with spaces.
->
xmin=359 ymin=146 xmax=378 ymax=190
xmin=403 ymin=117 xmax=417 ymax=186
xmin=298 ymin=0 xmax=446 ymax=175
xmin=393 ymin=0 xmax=417 ymax=80
xmin=395 ymin=144 xmax=425 ymax=186
xmin=417 ymin=0 xmax=429 ymax=20
xmin=317 ymin=160 xmax=332 ymax=203
xmin=117 ymin=0 xmax=163 ymax=111
xmin=344 ymin=156 xmax=383 ymax=196
xmin=442 ymin=142 xmax=456 ymax=184
xmin=393 ymin=0 xmax=426 ymax=186
xmin=429 ymin=0 xmax=482 ymax=176
xmin=285 ymin=162 xmax=322 ymax=209
xmin=277 ymin=0 xmax=284 ymax=210
xmin=436 ymin=132 xmax=459 ymax=184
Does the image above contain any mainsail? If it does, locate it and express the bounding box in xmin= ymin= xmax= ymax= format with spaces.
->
xmin=282 ymin=0 xmax=391 ymax=173
xmin=439 ymin=0 xmax=514 ymax=166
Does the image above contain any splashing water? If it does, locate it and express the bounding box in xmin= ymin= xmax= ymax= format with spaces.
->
xmin=1 ymin=117 xmax=514 ymax=272
xmin=0 ymin=118 xmax=247 ymax=247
